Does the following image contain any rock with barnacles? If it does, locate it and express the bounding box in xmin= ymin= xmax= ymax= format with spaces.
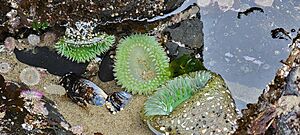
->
xmin=0 ymin=74 xmax=80 ymax=134
xmin=5 ymin=0 xmax=185 ymax=25
xmin=142 ymin=73 xmax=238 ymax=135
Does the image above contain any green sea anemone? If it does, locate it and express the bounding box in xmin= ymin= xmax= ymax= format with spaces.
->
xmin=144 ymin=70 xmax=211 ymax=116
xmin=114 ymin=34 xmax=170 ymax=95
xmin=55 ymin=21 xmax=115 ymax=63
xmin=55 ymin=34 xmax=115 ymax=63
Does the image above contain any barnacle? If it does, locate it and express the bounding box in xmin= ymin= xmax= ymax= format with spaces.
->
xmin=144 ymin=70 xmax=211 ymax=116
xmin=0 ymin=62 xmax=11 ymax=74
xmin=114 ymin=34 xmax=170 ymax=95
xmin=55 ymin=34 xmax=115 ymax=63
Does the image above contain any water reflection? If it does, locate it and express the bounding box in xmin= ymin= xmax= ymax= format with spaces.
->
xmin=200 ymin=0 xmax=300 ymax=109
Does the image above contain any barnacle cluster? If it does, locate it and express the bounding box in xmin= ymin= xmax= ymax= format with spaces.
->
xmin=144 ymin=70 xmax=211 ymax=116
xmin=55 ymin=21 xmax=115 ymax=63
xmin=114 ymin=34 xmax=170 ymax=95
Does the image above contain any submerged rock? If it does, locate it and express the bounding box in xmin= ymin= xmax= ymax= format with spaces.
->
xmin=142 ymin=73 xmax=238 ymax=135
xmin=235 ymin=36 xmax=300 ymax=134
xmin=98 ymin=51 xmax=115 ymax=82
xmin=163 ymin=11 xmax=204 ymax=49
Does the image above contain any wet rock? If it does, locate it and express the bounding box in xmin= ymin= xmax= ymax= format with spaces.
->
xmin=165 ymin=42 xmax=195 ymax=60
xmin=0 ymin=75 xmax=76 ymax=134
xmin=14 ymin=47 xmax=88 ymax=76
xmin=276 ymin=96 xmax=300 ymax=134
xmin=0 ymin=0 xmax=10 ymax=24
xmin=163 ymin=13 xmax=204 ymax=49
xmin=142 ymin=73 xmax=238 ymax=135
xmin=283 ymin=66 xmax=300 ymax=96
xmin=98 ymin=51 xmax=115 ymax=82
xmin=0 ymin=27 xmax=11 ymax=43
xmin=13 ymin=0 xmax=185 ymax=25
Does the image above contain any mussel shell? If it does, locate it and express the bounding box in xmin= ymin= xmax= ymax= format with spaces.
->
xmin=59 ymin=73 xmax=107 ymax=107
xmin=92 ymin=94 xmax=106 ymax=106
xmin=106 ymin=91 xmax=132 ymax=113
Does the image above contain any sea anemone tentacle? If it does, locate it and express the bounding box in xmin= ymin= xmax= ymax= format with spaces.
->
xmin=114 ymin=34 xmax=170 ymax=95
xmin=144 ymin=70 xmax=211 ymax=116
xmin=55 ymin=34 xmax=115 ymax=63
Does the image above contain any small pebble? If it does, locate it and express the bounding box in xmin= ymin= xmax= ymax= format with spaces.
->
xmin=70 ymin=125 xmax=84 ymax=135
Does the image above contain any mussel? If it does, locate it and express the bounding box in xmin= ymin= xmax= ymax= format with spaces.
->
xmin=59 ymin=73 xmax=108 ymax=107
xmin=106 ymin=91 xmax=132 ymax=114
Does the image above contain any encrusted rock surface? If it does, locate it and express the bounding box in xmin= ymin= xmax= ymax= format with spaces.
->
xmin=3 ymin=0 xmax=185 ymax=25
xmin=142 ymin=73 xmax=238 ymax=135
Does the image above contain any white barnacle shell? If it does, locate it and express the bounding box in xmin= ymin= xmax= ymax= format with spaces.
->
xmin=27 ymin=34 xmax=40 ymax=46
xmin=0 ymin=62 xmax=11 ymax=74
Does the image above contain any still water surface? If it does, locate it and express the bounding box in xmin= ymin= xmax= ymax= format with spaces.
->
xmin=199 ymin=0 xmax=300 ymax=109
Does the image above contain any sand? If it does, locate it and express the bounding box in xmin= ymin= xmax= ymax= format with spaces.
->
xmin=0 ymin=51 xmax=152 ymax=135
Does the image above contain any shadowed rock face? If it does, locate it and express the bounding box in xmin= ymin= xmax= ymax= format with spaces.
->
xmin=13 ymin=0 xmax=185 ymax=25
xmin=0 ymin=76 xmax=75 ymax=134
xmin=0 ymin=0 xmax=9 ymax=24
xmin=142 ymin=73 xmax=238 ymax=135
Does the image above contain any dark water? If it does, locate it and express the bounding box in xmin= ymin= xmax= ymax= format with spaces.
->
xmin=197 ymin=0 xmax=300 ymax=109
